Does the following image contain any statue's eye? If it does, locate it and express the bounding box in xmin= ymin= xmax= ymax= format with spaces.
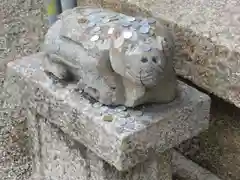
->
xmin=152 ymin=56 xmax=157 ymax=63
xmin=141 ymin=57 xmax=148 ymax=63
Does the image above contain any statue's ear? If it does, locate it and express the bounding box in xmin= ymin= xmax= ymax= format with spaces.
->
xmin=154 ymin=22 xmax=175 ymax=60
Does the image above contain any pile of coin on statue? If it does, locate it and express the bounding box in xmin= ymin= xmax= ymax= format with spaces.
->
xmin=74 ymin=8 xmax=161 ymax=53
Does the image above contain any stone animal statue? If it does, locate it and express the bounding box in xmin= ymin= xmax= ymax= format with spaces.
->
xmin=42 ymin=6 xmax=177 ymax=107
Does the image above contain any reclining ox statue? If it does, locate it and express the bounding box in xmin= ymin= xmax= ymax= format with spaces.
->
xmin=42 ymin=6 xmax=177 ymax=107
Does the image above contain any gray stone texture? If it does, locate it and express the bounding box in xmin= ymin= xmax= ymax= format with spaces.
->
xmin=108 ymin=0 xmax=240 ymax=108
xmin=5 ymin=53 xmax=210 ymax=172
xmin=172 ymin=150 xmax=222 ymax=180
xmin=177 ymin=97 xmax=240 ymax=180
xmin=29 ymin=115 xmax=172 ymax=180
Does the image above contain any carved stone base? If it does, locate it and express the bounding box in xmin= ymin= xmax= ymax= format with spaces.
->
xmin=4 ymin=53 xmax=211 ymax=180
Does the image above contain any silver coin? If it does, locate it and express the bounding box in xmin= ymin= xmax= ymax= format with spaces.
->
xmin=141 ymin=44 xmax=152 ymax=52
xmin=147 ymin=18 xmax=156 ymax=24
xmin=102 ymin=18 xmax=110 ymax=23
xmin=139 ymin=25 xmax=150 ymax=34
xmin=117 ymin=106 xmax=127 ymax=111
xmin=122 ymin=21 xmax=131 ymax=27
xmin=92 ymin=102 xmax=102 ymax=108
xmin=108 ymin=27 xmax=115 ymax=35
xmin=123 ymin=31 xmax=133 ymax=39
xmin=90 ymin=35 xmax=100 ymax=42
xmin=118 ymin=111 xmax=130 ymax=118
xmin=92 ymin=26 xmax=101 ymax=32
xmin=127 ymin=16 xmax=136 ymax=22
xmin=87 ymin=22 xmax=96 ymax=28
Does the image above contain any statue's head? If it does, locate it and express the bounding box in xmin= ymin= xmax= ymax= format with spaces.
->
xmin=109 ymin=25 xmax=174 ymax=88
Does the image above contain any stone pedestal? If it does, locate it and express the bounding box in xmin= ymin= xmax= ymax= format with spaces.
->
xmin=4 ymin=53 xmax=211 ymax=180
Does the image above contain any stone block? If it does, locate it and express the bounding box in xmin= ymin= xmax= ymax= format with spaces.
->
xmin=29 ymin=115 xmax=172 ymax=180
xmin=5 ymin=52 xmax=210 ymax=179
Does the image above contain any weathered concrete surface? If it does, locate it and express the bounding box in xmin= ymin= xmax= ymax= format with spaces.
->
xmin=29 ymin=116 xmax=172 ymax=180
xmin=5 ymin=52 xmax=210 ymax=172
xmin=172 ymin=150 xmax=222 ymax=180
xmin=83 ymin=0 xmax=240 ymax=108
xmin=177 ymin=97 xmax=240 ymax=180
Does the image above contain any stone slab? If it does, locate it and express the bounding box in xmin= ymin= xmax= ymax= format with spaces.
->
xmin=29 ymin=114 xmax=172 ymax=180
xmin=6 ymin=52 xmax=210 ymax=171
xmin=172 ymin=150 xmax=222 ymax=180
xmin=85 ymin=0 xmax=240 ymax=108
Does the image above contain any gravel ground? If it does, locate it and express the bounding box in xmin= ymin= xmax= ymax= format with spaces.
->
xmin=0 ymin=0 xmax=47 ymax=179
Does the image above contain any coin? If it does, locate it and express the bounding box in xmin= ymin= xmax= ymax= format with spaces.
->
xmin=141 ymin=44 xmax=152 ymax=52
xmin=123 ymin=31 xmax=133 ymax=39
xmin=147 ymin=18 xmax=156 ymax=24
xmin=129 ymin=110 xmax=143 ymax=116
xmin=102 ymin=18 xmax=110 ymax=23
xmin=122 ymin=21 xmax=131 ymax=27
xmin=90 ymin=35 xmax=100 ymax=42
xmin=127 ymin=16 xmax=136 ymax=22
xmin=87 ymin=22 xmax=96 ymax=28
xmin=92 ymin=102 xmax=102 ymax=108
xmin=92 ymin=26 xmax=101 ymax=32
xmin=108 ymin=27 xmax=115 ymax=35
xmin=117 ymin=106 xmax=127 ymax=112
xmin=139 ymin=25 xmax=150 ymax=34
